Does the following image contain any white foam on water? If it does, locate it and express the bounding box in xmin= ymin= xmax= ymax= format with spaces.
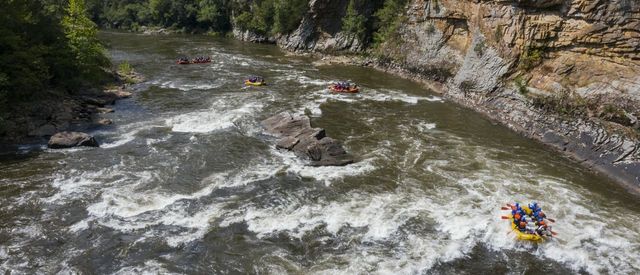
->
xmin=98 ymin=122 xmax=163 ymax=149
xmin=44 ymin=169 xmax=113 ymax=204
xmin=150 ymin=79 xmax=221 ymax=91
xmin=297 ymin=89 xmax=442 ymax=118
xmin=69 ymin=220 xmax=89 ymax=233
xmin=114 ymin=260 xmax=179 ymax=275
xmin=0 ymin=246 xmax=8 ymax=260
xmin=202 ymin=162 xmax=282 ymax=189
xmin=86 ymin=177 xmax=215 ymax=219
xmin=54 ymin=154 xmax=291 ymax=247
xmin=62 ymin=168 xmax=229 ymax=247
xmin=220 ymin=186 xmax=494 ymax=274
xmin=296 ymin=76 xmax=333 ymax=87
xmin=166 ymin=99 xmax=262 ymax=133
xmin=223 ymin=191 xmax=428 ymax=239
xmin=147 ymin=202 xmax=228 ymax=247
xmin=415 ymin=122 xmax=437 ymax=132
xmin=362 ymin=89 xmax=442 ymax=104
xmin=270 ymin=148 xmax=377 ymax=186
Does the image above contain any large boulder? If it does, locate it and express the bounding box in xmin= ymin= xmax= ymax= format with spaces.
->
xmin=262 ymin=112 xmax=354 ymax=166
xmin=48 ymin=132 xmax=99 ymax=149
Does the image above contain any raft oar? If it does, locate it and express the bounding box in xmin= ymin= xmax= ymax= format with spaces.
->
xmin=501 ymin=216 xmax=511 ymax=220
xmin=501 ymin=206 xmax=510 ymax=210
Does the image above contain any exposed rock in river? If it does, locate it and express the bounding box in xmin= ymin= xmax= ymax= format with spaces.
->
xmin=48 ymin=132 xmax=99 ymax=149
xmin=262 ymin=112 xmax=354 ymax=166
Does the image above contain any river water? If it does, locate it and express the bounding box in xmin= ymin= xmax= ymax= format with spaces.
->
xmin=1 ymin=32 xmax=639 ymax=274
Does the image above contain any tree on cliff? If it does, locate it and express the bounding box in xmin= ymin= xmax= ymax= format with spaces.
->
xmin=342 ymin=0 xmax=367 ymax=41
xmin=272 ymin=0 xmax=309 ymax=34
xmin=373 ymin=0 xmax=407 ymax=47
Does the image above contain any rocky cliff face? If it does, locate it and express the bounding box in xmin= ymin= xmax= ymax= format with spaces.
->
xmin=235 ymin=0 xmax=640 ymax=191
xmin=394 ymin=0 xmax=640 ymax=191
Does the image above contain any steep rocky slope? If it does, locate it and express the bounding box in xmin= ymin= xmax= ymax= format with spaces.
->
xmin=235 ymin=0 xmax=640 ymax=191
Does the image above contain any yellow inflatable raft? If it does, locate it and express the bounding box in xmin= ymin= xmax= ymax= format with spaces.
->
xmin=508 ymin=215 xmax=545 ymax=242
xmin=245 ymin=80 xmax=266 ymax=86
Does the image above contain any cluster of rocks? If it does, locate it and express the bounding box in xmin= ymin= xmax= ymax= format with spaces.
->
xmin=261 ymin=112 xmax=354 ymax=166
xmin=0 ymin=70 xmax=142 ymax=149
xmin=42 ymin=87 xmax=133 ymax=149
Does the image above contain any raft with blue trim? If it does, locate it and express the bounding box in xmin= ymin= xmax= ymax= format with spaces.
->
xmin=507 ymin=214 xmax=545 ymax=242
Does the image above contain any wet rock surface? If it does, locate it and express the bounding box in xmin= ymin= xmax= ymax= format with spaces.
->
xmin=48 ymin=131 xmax=99 ymax=149
xmin=1 ymin=73 xmax=140 ymax=146
xmin=262 ymin=112 xmax=355 ymax=166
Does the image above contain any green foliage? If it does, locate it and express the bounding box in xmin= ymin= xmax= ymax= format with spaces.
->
xmin=273 ymin=0 xmax=309 ymax=34
xmin=342 ymin=0 xmax=367 ymax=40
xmin=474 ymin=40 xmax=486 ymax=56
xmin=0 ymin=0 xmax=109 ymax=137
xmin=372 ymin=0 xmax=407 ymax=47
xmin=519 ymin=47 xmax=544 ymax=71
xmin=599 ymin=104 xmax=633 ymax=126
xmin=118 ymin=61 xmax=134 ymax=75
xmin=63 ymin=0 xmax=111 ymax=80
xmin=250 ymin=1 xmax=275 ymax=34
xmin=514 ymin=76 xmax=528 ymax=95
xmin=0 ymin=0 xmax=104 ymax=103
xmin=494 ymin=25 xmax=504 ymax=43
xmin=89 ymin=0 xmax=307 ymax=35
xmin=531 ymin=90 xmax=588 ymax=117
xmin=196 ymin=0 xmax=231 ymax=31
xmin=233 ymin=0 xmax=308 ymax=35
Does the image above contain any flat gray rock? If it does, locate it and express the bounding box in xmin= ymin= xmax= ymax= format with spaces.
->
xmin=262 ymin=112 xmax=354 ymax=166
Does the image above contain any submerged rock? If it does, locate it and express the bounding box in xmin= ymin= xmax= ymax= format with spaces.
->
xmin=95 ymin=118 xmax=113 ymax=126
xmin=262 ymin=112 xmax=354 ymax=166
xmin=48 ymin=132 xmax=99 ymax=149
